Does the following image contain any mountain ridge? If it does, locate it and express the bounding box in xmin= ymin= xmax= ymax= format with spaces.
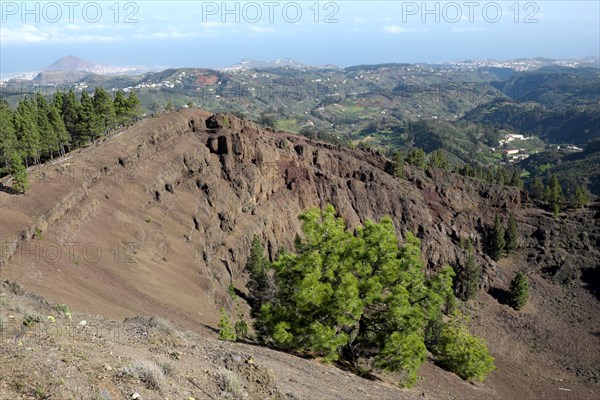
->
xmin=1 ymin=109 xmax=599 ymax=399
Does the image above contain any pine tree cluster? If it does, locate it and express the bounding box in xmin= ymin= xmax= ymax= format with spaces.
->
xmin=0 ymin=89 xmax=143 ymax=192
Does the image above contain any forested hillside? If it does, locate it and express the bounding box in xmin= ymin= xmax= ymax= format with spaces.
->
xmin=0 ymin=89 xmax=143 ymax=189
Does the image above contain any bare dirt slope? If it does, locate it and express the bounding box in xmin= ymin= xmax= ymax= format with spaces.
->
xmin=1 ymin=109 xmax=599 ymax=399
xmin=0 ymin=281 xmax=422 ymax=400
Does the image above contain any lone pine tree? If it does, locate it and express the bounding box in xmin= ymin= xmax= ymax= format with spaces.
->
xmin=455 ymin=240 xmax=480 ymax=301
xmin=489 ymin=215 xmax=505 ymax=261
xmin=254 ymin=205 xmax=456 ymax=387
xmin=546 ymin=174 xmax=563 ymax=217
xmin=505 ymin=214 xmax=518 ymax=255
xmin=508 ymin=271 xmax=529 ymax=311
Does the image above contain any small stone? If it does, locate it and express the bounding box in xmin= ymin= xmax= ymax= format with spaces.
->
xmin=99 ymin=389 xmax=112 ymax=400
xmin=131 ymin=393 xmax=141 ymax=400
xmin=79 ymin=320 xmax=87 ymax=326
xmin=103 ymin=364 xmax=112 ymax=371
xmin=231 ymin=354 xmax=242 ymax=363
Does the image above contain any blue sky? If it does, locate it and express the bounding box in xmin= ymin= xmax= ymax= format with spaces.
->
xmin=1 ymin=1 xmax=599 ymax=72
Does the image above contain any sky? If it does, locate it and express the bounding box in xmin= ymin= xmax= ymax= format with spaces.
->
xmin=1 ymin=0 xmax=599 ymax=72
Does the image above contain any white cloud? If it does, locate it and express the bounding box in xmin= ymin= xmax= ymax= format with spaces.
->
xmin=200 ymin=21 xmax=232 ymax=28
xmin=452 ymin=27 xmax=485 ymax=33
xmin=353 ymin=18 xmax=367 ymax=24
xmin=0 ymin=24 xmax=122 ymax=45
xmin=134 ymin=30 xmax=196 ymax=39
xmin=0 ymin=21 xmax=229 ymax=46
xmin=384 ymin=25 xmax=408 ymax=34
xmin=249 ymin=26 xmax=275 ymax=33
xmin=384 ymin=25 xmax=427 ymax=34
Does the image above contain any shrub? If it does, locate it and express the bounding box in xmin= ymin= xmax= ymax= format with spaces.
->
xmin=216 ymin=368 xmax=244 ymax=399
xmin=218 ymin=308 xmax=237 ymax=341
xmin=122 ymin=359 xmax=165 ymax=390
xmin=258 ymin=112 xmax=276 ymax=128
xmin=227 ymin=283 xmax=236 ymax=299
xmin=435 ymin=311 xmax=495 ymax=382
xmin=22 ymin=314 xmax=40 ymax=327
xmin=234 ymin=317 xmax=248 ymax=340
xmin=55 ymin=303 xmax=70 ymax=315
xmin=158 ymin=361 xmax=175 ymax=377
xmin=55 ymin=303 xmax=72 ymax=320
xmin=508 ymin=271 xmax=529 ymax=310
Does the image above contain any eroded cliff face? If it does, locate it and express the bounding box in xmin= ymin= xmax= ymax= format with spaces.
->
xmin=1 ymin=109 xmax=597 ymax=330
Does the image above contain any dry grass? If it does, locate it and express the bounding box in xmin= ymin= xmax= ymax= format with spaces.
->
xmin=121 ymin=359 xmax=166 ymax=391
xmin=147 ymin=316 xmax=184 ymax=347
xmin=216 ymin=368 xmax=244 ymax=399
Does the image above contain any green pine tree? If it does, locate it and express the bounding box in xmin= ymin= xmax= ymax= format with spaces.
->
xmin=234 ymin=306 xmax=249 ymax=340
xmin=508 ymin=271 xmax=529 ymax=311
xmin=428 ymin=149 xmax=449 ymax=170
xmin=36 ymin=93 xmax=59 ymax=160
xmin=455 ymin=240 xmax=480 ymax=301
xmin=505 ymin=214 xmax=518 ymax=255
xmin=497 ymin=167 xmax=510 ymax=186
xmin=255 ymin=205 xmax=455 ymax=387
xmin=529 ymin=177 xmax=545 ymax=201
xmin=406 ymin=148 xmax=427 ymax=169
xmin=246 ymin=235 xmax=271 ymax=312
xmin=0 ymin=100 xmax=18 ymax=171
xmin=76 ymin=92 xmax=100 ymax=145
xmin=14 ymin=97 xmax=41 ymax=166
xmin=10 ymin=152 xmax=29 ymax=193
xmin=61 ymin=90 xmax=81 ymax=147
xmin=392 ymin=151 xmax=404 ymax=178
xmin=574 ymin=185 xmax=589 ymax=208
xmin=489 ymin=215 xmax=505 ymax=261
xmin=48 ymin=100 xmax=69 ymax=157
xmin=546 ymin=174 xmax=563 ymax=217
xmin=510 ymin=171 xmax=524 ymax=188
xmin=126 ymin=91 xmax=143 ymax=121
xmin=218 ymin=308 xmax=237 ymax=341
xmin=92 ymin=86 xmax=116 ymax=133
xmin=52 ymin=91 xmax=64 ymax=110
xmin=113 ymin=90 xmax=129 ymax=126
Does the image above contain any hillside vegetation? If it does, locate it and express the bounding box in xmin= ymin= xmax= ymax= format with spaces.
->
xmin=1 ymin=110 xmax=598 ymax=399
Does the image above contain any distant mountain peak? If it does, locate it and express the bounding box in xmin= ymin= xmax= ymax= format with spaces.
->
xmin=43 ymin=55 xmax=99 ymax=72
